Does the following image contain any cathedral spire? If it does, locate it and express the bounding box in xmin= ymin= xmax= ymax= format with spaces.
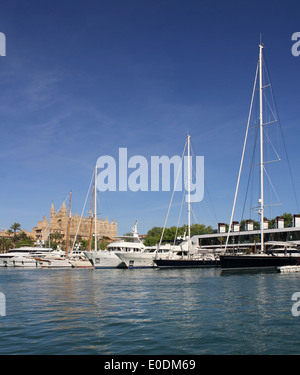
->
xmin=60 ymin=201 xmax=68 ymax=216
xmin=50 ymin=202 xmax=56 ymax=218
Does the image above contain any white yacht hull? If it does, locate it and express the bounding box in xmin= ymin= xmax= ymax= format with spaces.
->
xmin=116 ymin=252 xmax=158 ymax=269
xmin=0 ymin=247 xmax=57 ymax=267
xmin=0 ymin=259 xmax=7 ymax=267
xmin=7 ymin=257 xmax=40 ymax=268
xmin=37 ymin=258 xmax=73 ymax=268
xmin=115 ymin=246 xmax=187 ymax=269
xmin=68 ymin=258 xmax=94 ymax=269
xmin=84 ymin=251 xmax=126 ymax=268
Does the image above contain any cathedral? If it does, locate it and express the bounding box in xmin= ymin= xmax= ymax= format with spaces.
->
xmin=32 ymin=202 xmax=117 ymax=244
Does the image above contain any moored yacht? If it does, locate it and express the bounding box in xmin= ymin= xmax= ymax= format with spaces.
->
xmin=36 ymin=251 xmax=73 ymax=268
xmin=151 ymin=135 xmax=221 ymax=269
xmin=84 ymin=221 xmax=145 ymax=268
xmin=0 ymin=246 xmax=54 ymax=267
xmin=7 ymin=256 xmax=41 ymax=268
xmin=68 ymin=249 xmax=94 ymax=269
xmin=115 ymin=243 xmax=183 ymax=269
xmin=220 ymin=42 xmax=300 ymax=271
xmin=221 ymin=244 xmax=300 ymax=270
xmin=154 ymin=239 xmax=220 ymax=268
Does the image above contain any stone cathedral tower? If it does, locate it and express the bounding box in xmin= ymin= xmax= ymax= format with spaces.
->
xmin=33 ymin=202 xmax=117 ymax=243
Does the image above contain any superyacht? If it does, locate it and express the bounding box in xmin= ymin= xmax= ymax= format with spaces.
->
xmin=84 ymin=221 xmax=145 ymax=268
xmin=0 ymin=245 xmax=53 ymax=267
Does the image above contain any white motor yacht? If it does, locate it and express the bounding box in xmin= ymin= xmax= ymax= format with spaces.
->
xmin=68 ymin=249 xmax=94 ymax=269
xmin=7 ymin=256 xmax=40 ymax=268
xmin=0 ymin=246 xmax=53 ymax=267
xmin=37 ymin=252 xmax=73 ymax=268
xmin=84 ymin=221 xmax=145 ymax=268
xmin=115 ymin=243 xmax=184 ymax=269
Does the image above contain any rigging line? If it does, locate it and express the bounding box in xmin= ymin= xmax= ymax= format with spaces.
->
xmin=262 ymin=52 xmax=282 ymax=156
xmin=261 ymin=63 xmax=278 ymax=123
xmin=262 ymin=101 xmax=278 ymax=125
xmin=158 ymin=138 xmax=187 ymax=249
xmin=240 ymin=122 xmax=259 ymax=225
xmin=263 ymin=126 xmax=281 ymax=161
xmin=264 ymin=54 xmax=300 ymax=213
xmin=173 ymin=188 xmax=186 ymax=246
xmin=47 ymin=193 xmax=71 ymax=239
xmin=263 ymin=165 xmax=282 ymax=205
xmin=203 ymin=179 xmax=219 ymax=223
xmin=262 ymin=92 xmax=278 ymax=123
xmin=190 ymin=205 xmax=199 ymax=225
xmin=60 ymin=193 xmax=70 ymax=209
xmin=224 ymin=61 xmax=259 ymax=254
xmin=190 ymin=140 xmax=219 ymax=224
xmin=71 ymin=169 xmax=95 ymax=252
xmin=180 ymin=143 xmax=208 ymax=230
xmin=278 ymin=122 xmax=300 ymax=213
xmin=266 ymin=124 xmax=272 ymax=218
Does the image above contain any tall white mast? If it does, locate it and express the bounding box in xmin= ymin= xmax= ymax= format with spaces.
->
xmin=187 ymin=134 xmax=191 ymax=250
xmin=259 ymin=43 xmax=264 ymax=253
xmin=94 ymin=164 xmax=97 ymax=251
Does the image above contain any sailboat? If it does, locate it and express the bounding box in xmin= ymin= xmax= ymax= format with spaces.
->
xmin=220 ymin=42 xmax=300 ymax=271
xmin=154 ymin=134 xmax=220 ymax=269
xmin=83 ymin=166 xmax=142 ymax=268
xmin=67 ymin=190 xmax=94 ymax=269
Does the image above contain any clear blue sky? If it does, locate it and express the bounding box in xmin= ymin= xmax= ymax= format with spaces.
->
xmin=0 ymin=0 xmax=300 ymax=236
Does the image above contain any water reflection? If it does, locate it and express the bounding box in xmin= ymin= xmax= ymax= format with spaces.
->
xmin=1 ymin=267 xmax=300 ymax=354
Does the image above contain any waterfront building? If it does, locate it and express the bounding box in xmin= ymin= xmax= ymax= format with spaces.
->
xmin=32 ymin=202 xmax=117 ymax=243
xmin=193 ymin=215 xmax=300 ymax=253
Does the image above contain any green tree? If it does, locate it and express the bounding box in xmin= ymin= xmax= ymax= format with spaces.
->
xmin=100 ymin=239 xmax=110 ymax=250
xmin=0 ymin=237 xmax=13 ymax=252
xmin=10 ymin=222 xmax=21 ymax=235
xmin=144 ymin=227 xmax=163 ymax=246
xmin=15 ymin=232 xmax=34 ymax=247
xmin=144 ymin=223 xmax=214 ymax=246
xmin=282 ymin=213 xmax=293 ymax=228
xmin=190 ymin=223 xmax=214 ymax=236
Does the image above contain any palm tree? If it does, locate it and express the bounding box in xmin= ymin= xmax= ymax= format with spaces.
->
xmin=0 ymin=237 xmax=13 ymax=252
xmin=51 ymin=231 xmax=63 ymax=244
xmin=10 ymin=222 xmax=21 ymax=235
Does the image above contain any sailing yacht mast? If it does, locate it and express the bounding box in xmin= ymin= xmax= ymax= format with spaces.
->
xmin=94 ymin=164 xmax=97 ymax=251
xmin=259 ymin=43 xmax=265 ymax=253
xmin=88 ymin=186 xmax=94 ymax=252
xmin=187 ymin=134 xmax=191 ymax=251
xmin=65 ymin=191 xmax=72 ymax=257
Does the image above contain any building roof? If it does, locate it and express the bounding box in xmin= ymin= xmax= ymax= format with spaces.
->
xmin=192 ymin=226 xmax=300 ymax=240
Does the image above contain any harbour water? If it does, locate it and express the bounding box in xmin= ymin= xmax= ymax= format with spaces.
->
xmin=0 ymin=267 xmax=300 ymax=355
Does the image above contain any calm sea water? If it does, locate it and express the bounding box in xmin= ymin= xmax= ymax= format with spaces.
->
xmin=0 ymin=267 xmax=300 ymax=355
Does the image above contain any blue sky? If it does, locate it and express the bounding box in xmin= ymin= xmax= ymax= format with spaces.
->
xmin=0 ymin=0 xmax=300 ymax=236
